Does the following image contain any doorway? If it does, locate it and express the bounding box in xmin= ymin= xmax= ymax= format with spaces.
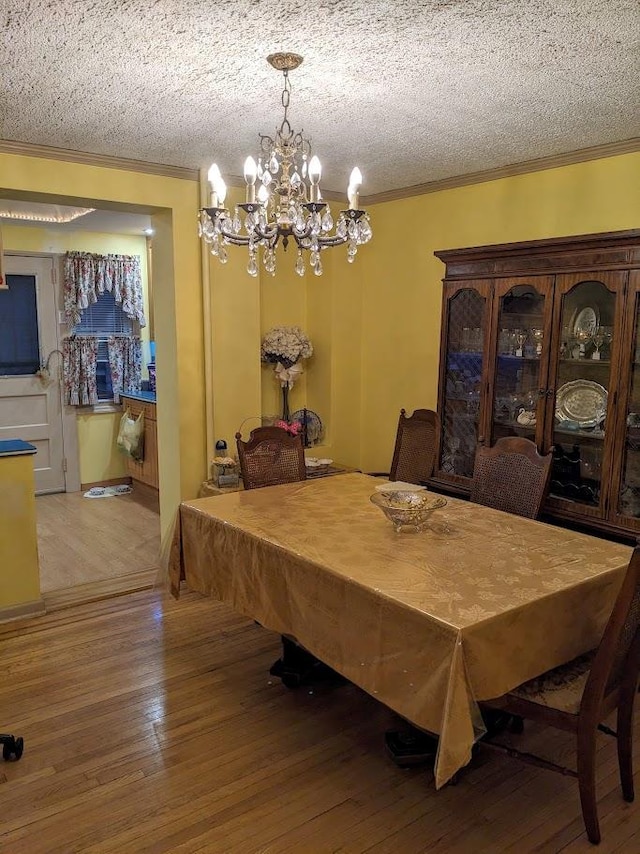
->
xmin=0 ymin=254 xmax=67 ymax=493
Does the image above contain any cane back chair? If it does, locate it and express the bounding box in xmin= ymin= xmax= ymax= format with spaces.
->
xmin=388 ymin=408 xmax=441 ymax=484
xmin=482 ymin=545 xmax=640 ymax=844
xmin=470 ymin=436 xmax=552 ymax=519
xmin=235 ymin=426 xmax=306 ymax=490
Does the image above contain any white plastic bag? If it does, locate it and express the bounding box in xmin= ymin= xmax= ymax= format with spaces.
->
xmin=117 ymin=409 xmax=145 ymax=461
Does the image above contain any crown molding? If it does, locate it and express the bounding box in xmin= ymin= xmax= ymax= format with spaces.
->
xmin=0 ymin=139 xmax=199 ymax=181
xmin=4 ymin=135 xmax=638 ymax=204
xmin=362 ymin=137 xmax=640 ymax=206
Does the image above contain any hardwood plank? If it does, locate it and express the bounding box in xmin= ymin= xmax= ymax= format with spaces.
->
xmin=35 ymin=490 xmax=160 ymax=595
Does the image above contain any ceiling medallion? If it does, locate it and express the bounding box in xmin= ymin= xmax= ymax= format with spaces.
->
xmin=198 ymin=53 xmax=372 ymax=278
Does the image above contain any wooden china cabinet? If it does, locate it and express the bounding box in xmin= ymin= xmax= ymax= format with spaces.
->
xmin=431 ymin=229 xmax=640 ymax=541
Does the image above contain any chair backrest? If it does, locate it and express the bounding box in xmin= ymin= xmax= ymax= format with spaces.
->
xmin=470 ymin=436 xmax=552 ymax=519
xmin=389 ymin=408 xmax=441 ymax=484
xmin=582 ymin=546 xmax=640 ymax=716
xmin=235 ymin=426 xmax=306 ymax=490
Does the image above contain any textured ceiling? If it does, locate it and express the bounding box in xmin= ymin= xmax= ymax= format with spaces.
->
xmin=1 ymin=1 xmax=639 ymax=195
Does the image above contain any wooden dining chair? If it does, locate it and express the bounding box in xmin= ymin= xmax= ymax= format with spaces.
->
xmin=387 ymin=408 xmax=441 ymax=484
xmin=481 ymin=545 xmax=640 ymax=844
xmin=235 ymin=426 xmax=306 ymax=490
xmin=470 ymin=436 xmax=552 ymax=519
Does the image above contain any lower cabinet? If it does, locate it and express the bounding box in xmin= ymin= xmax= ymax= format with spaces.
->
xmin=120 ymin=396 xmax=158 ymax=491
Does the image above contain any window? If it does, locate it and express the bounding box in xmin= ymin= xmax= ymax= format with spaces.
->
xmin=74 ymin=292 xmax=133 ymax=399
xmin=0 ymin=274 xmax=40 ymax=375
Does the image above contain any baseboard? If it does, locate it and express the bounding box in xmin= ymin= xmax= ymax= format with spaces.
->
xmin=129 ymin=480 xmax=160 ymax=513
xmin=43 ymin=567 xmax=158 ymax=613
xmin=81 ymin=476 xmax=132 ymax=491
xmin=0 ymin=598 xmax=46 ymax=623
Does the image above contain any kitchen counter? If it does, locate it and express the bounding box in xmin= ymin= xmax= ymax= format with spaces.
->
xmin=0 ymin=439 xmax=37 ymax=457
xmin=121 ymin=390 xmax=156 ymax=403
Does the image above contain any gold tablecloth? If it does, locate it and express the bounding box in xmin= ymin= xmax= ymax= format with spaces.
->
xmin=168 ymin=473 xmax=631 ymax=787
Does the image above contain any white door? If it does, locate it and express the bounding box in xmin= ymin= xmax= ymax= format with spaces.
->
xmin=0 ymin=255 xmax=66 ymax=493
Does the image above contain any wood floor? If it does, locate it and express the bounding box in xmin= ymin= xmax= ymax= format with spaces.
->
xmin=0 ymin=589 xmax=639 ymax=853
xmin=36 ymin=489 xmax=160 ymax=607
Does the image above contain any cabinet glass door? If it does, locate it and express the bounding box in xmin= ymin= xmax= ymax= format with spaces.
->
xmin=438 ymin=284 xmax=489 ymax=480
xmin=614 ymin=272 xmax=640 ymax=525
xmin=548 ymin=276 xmax=621 ymax=515
xmin=490 ymin=279 xmax=552 ymax=447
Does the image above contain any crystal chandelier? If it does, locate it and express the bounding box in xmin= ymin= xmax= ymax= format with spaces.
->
xmin=198 ymin=52 xmax=372 ymax=278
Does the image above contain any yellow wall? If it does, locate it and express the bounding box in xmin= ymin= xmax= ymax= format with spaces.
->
xmin=358 ymin=150 xmax=640 ymax=473
xmin=0 ymin=151 xmax=204 ymax=542
xmin=205 ymin=186 xmax=365 ymax=464
xmin=0 ymin=453 xmax=41 ymax=608
xmin=2 ymin=225 xmax=151 ymax=484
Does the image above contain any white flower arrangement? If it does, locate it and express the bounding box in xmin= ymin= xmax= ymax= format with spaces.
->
xmin=260 ymin=326 xmax=313 ymax=369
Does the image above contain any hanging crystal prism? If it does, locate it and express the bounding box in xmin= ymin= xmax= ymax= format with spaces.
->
xmin=247 ymin=252 xmax=258 ymax=277
xmin=358 ymin=218 xmax=373 ymax=242
xmin=269 ymin=154 xmax=279 ymax=173
xmin=314 ymin=256 xmax=323 ymax=276
xmin=219 ymin=245 xmax=228 ymax=264
xmin=295 ymin=251 xmax=305 ymax=277
xmin=321 ymin=211 xmax=333 ymax=232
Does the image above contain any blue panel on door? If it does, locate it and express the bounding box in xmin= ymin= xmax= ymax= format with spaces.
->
xmin=0 ymin=275 xmax=40 ymax=375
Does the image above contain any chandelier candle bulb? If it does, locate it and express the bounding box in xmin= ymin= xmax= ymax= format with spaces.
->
xmin=348 ymin=167 xmax=362 ymax=210
xmin=308 ymin=155 xmax=322 ymax=203
xmin=244 ymin=156 xmax=258 ymax=203
xmin=207 ymin=163 xmax=227 ymax=208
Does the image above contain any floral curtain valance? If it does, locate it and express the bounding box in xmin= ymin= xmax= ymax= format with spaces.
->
xmin=63 ymin=252 xmax=146 ymax=329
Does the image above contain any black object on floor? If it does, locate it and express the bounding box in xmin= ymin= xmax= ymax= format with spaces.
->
xmin=0 ymin=734 xmax=24 ymax=761
xmin=270 ymin=636 xmax=346 ymax=689
xmin=384 ymin=709 xmax=519 ymax=770
xmin=384 ymin=728 xmax=439 ymax=767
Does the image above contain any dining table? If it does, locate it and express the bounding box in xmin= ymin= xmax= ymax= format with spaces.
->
xmin=167 ymin=472 xmax=632 ymax=788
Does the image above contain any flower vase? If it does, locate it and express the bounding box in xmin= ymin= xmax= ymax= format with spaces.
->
xmin=281 ymin=385 xmax=290 ymax=421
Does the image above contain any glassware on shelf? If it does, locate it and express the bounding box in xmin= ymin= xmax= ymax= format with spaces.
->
xmin=466 ymin=387 xmax=480 ymax=414
xmin=498 ymin=328 xmax=511 ymax=354
xmin=514 ymin=331 xmax=527 ymax=357
xmin=575 ymin=327 xmax=591 ymax=358
xmin=507 ymin=392 xmax=522 ymax=422
xmin=591 ymin=326 xmax=605 ymax=360
xmin=559 ymin=325 xmax=571 ymax=359
xmin=530 ymin=327 xmax=544 ymax=355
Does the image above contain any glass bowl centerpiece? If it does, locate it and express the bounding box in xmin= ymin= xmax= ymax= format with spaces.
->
xmin=370 ymin=489 xmax=447 ymax=533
